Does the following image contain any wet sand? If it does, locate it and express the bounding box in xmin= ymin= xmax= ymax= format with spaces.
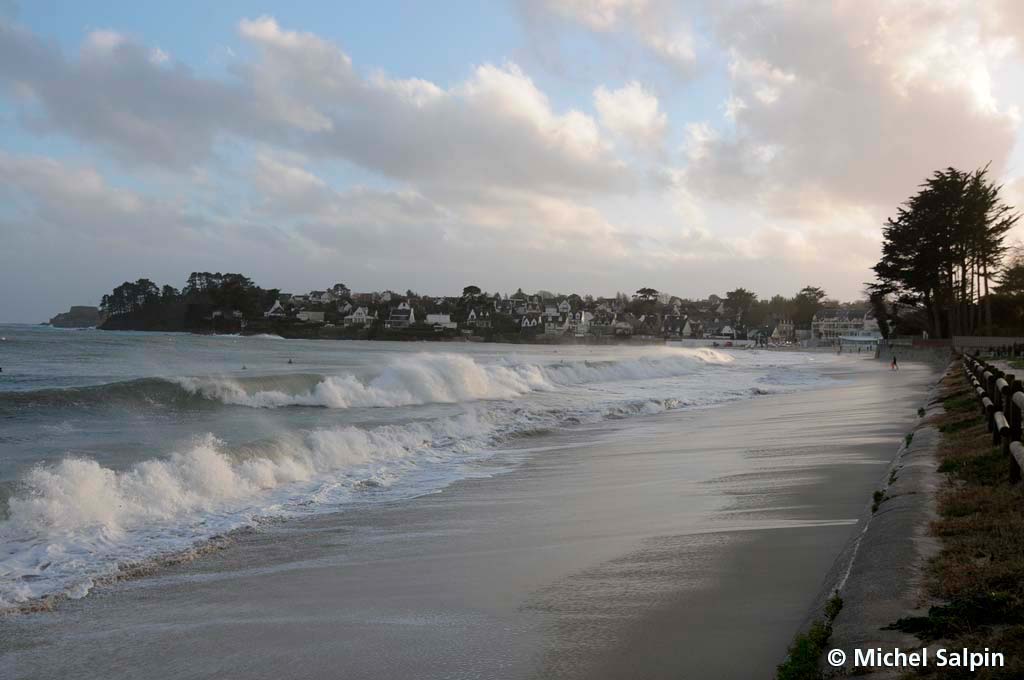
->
xmin=1 ymin=357 xmax=937 ymax=680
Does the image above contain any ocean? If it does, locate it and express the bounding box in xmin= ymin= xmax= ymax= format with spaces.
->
xmin=0 ymin=325 xmax=837 ymax=611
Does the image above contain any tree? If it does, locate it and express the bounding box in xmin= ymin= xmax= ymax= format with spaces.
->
xmin=792 ymin=286 xmax=826 ymax=329
xmin=634 ymin=287 xmax=659 ymax=302
xmin=996 ymin=256 xmax=1024 ymax=297
xmin=724 ymin=288 xmax=758 ymax=323
xmin=873 ymin=166 xmax=1019 ymax=337
xmin=866 ymin=286 xmax=892 ymax=339
xmin=462 ymin=285 xmax=482 ymax=298
xmin=100 ymin=279 xmax=160 ymax=316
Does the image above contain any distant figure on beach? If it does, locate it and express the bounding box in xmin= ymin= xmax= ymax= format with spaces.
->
xmin=891 ymin=355 xmax=899 ymax=371
xmin=288 ymin=358 xmax=293 ymax=364
xmin=242 ymin=365 xmax=247 ymax=370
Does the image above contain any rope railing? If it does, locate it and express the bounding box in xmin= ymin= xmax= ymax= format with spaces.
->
xmin=962 ymin=354 xmax=1024 ymax=483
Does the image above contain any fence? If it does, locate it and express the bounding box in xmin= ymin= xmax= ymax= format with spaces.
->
xmin=962 ymin=354 xmax=1024 ymax=483
xmin=954 ymin=337 xmax=1024 ymax=353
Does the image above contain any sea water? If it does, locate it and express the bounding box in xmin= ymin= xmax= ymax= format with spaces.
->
xmin=0 ymin=325 xmax=835 ymax=608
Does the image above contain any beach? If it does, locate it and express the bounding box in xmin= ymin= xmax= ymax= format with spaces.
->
xmin=0 ymin=332 xmax=937 ymax=680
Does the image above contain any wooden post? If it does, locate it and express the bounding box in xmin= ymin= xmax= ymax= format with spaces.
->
xmin=1010 ymin=441 xmax=1024 ymax=484
xmin=1012 ymin=392 xmax=1024 ymax=443
xmin=994 ymin=411 xmax=1009 ymax=446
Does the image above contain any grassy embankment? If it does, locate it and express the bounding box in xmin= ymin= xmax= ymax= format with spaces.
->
xmin=775 ymin=594 xmax=844 ymax=680
xmin=883 ymin=367 xmax=1024 ymax=678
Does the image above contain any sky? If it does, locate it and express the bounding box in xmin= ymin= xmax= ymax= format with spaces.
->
xmin=4 ymin=1 xmax=1024 ymax=322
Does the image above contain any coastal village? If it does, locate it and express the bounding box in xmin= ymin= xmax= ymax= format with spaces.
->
xmin=52 ymin=278 xmax=885 ymax=346
xmin=248 ymin=283 xmax=882 ymax=345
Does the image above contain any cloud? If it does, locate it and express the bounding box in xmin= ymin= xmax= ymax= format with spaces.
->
xmin=677 ymin=1 xmax=1020 ymax=217
xmin=239 ymin=16 xmax=629 ymax=193
xmin=8 ymin=5 xmax=1024 ymax=320
xmin=521 ymin=0 xmax=697 ymax=73
xmin=0 ymin=16 xmax=632 ymax=195
xmin=594 ymin=81 xmax=667 ymax=151
xmin=0 ymin=22 xmax=253 ymax=168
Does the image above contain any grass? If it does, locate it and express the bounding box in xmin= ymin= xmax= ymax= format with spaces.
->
xmin=884 ymin=368 xmax=1024 ymax=678
xmin=872 ymin=489 xmax=886 ymax=513
xmin=775 ymin=593 xmax=844 ymax=680
xmin=1008 ymin=359 xmax=1024 ymax=370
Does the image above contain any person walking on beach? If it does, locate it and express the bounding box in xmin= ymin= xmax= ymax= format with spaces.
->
xmin=891 ymin=355 xmax=899 ymax=371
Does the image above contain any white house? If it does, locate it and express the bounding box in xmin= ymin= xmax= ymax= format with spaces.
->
xmin=425 ymin=313 xmax=457 ymax=330
xmin=264 ymin=300 xmax=287 ymax=318
xmin=343 ymin=306 xmax=374 ymax=327
xmin=297 ymin=310 xmax=325 ymax=323
xmin=385 ymin=301 xmax=415 ymax=328
xmin=569 ymin=310 xmax=593 ymax=336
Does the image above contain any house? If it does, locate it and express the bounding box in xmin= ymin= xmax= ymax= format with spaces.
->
xmin=465 ymin=308 xmax=491 ymax=329
xmin=265 ymin=300 xmax=287 ymax=318
xmin=308 ymin=290 xmax=331 ymax=304
xmin=613 ymin=319 xmax=634 ymax=336
xmin=211 ymin=308 xmax=243 ymax=320
xmin=544 ymin=314 xmax=568 ymax=335
xmin=297 ymin=310 xmax=325 ymax=323
xmin=568 ymin=310 xmax=592 ymax=336
xmin=520 ymin=313 xmax=541 ymax=330
xmin=343 ymin=306 xmax=374 ymax=327
xmin=337 ymin=301 xmax=353 ymax=315
xmin=425 ymin=313 xmax=457 ymax=330
xmin=776 ymin=319 xmax=795 ymax=341
xmin=557 ymin=299 xmax=572 ymax=314
xmin=661 ymin=314 xmax=685 ymax=337
xmin=812 ymin=308 xmax=868 ymax=340
xmin=385 ymin=301 xmax=416 ymax=328
xmin=589 ymin=310 xmax=615 ymax=335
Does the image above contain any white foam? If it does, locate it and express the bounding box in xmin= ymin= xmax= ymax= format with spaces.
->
xmin=173 ymin=349 xmax=733 ymax=409
xmin=0 ymin=412 xmax=497 ymax=607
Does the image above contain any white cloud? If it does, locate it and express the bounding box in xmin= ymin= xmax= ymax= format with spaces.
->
xmin=594 ymin=81 xmax=667 ymax=150
xmin=676 ymin=0 xmax=1021 ymax=217
xmin=520 ymin=0 xmax=697 ymax=73
xmin=8 ymin=4 xmax=1024 ymax=320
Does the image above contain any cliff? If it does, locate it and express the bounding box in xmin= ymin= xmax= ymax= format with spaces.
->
xmin=48 ymin=306 xmax=102 ymax=328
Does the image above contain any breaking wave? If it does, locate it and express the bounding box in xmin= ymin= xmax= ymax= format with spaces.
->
xmin=174 ymin=350 xmax=733 ymax=409
xmin=0 ymin=349 xmax=733 ymax=414
xmin=0 ymin=411 xmax=501 ymax=608
xmin=0 ymin=346 xmax=834 ymax=610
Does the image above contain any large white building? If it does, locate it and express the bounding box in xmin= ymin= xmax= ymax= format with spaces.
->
xmin=812 ymin=308 xmax=880 ymax=340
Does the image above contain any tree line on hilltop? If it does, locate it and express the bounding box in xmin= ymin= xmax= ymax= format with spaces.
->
xmin=97 ymin=271 xmax=846 ymax=338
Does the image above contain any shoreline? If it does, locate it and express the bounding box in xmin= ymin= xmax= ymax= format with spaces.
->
xmin=1 ymin=356 xmax=938 ymax=680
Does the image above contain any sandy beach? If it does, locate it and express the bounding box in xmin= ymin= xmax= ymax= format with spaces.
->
xmin=1 ymin=355 xmax=937 ymax=680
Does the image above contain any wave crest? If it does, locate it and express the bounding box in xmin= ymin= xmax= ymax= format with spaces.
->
xmin=175 ymin=349 xmax=732 ymax=409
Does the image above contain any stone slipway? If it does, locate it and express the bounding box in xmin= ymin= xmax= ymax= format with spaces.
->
xmin=808 ymin=365 xmax=951 ymax=677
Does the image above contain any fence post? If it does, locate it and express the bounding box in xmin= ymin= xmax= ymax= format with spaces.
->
xmin=1011 ymin=441 xmax=1024 ymax=484
xmin=1011 ymin=392 xmax=1024 ymax=444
